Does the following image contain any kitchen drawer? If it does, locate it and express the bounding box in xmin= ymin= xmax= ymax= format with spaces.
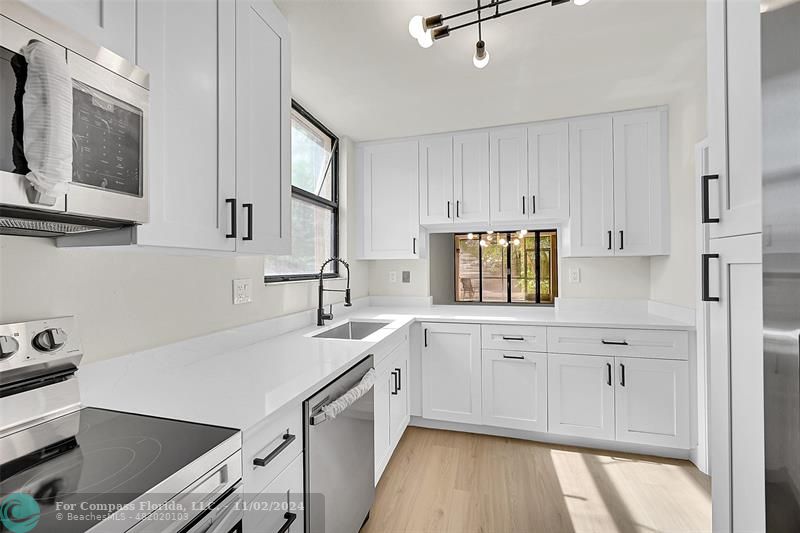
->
xmin=245 ymin=453 xmax=304 ymax=533
xmin=547 ymin=327 xmax=689 ymax=360
xmin=244 ymin=401 xmax=303 ymax=496
xmin=481 ymin=324 xmax=547 ymax=352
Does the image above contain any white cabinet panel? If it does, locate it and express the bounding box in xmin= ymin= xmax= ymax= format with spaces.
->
xmin=421 ymin=323 xmax=482 ymax=424
xmin=613 ymin=108 xmax=669 ymax=256
xmin=453 ymin=131 xmax=490 ymax=224
xmin=358 ymin=140 xmax=420 ymax=259
xmin=135 ymin=0 xmax=235 ymax=251
xmin=246 ymin=453 xmax=304 ymax=533
xmin=568 ymin=115 xmax=615 ymax=257
xmin=614 ymin=357 xmax=689 ymax=448
xmin=389 ymin=345 xmax=410 ymax=445
xmin=547 ymin=327 xmax=689 ymax=360
xmin=22 ymin=0 xmax=136 ymax=61
xmin=527 ymin=121 xmax=569 ymax=221
xmin=419 ymin=135 xmax=453 ymax=225
xmin=548 ymin=353 xmax=615 ymax=440
xmin=708 ymin=233 xmax=764 ymax=532
xmin=482 ymin=350 xmax=547 ymax=432
xmin=481 ymin=324 xmax=547 ymax=353
xmin=374 ymin=361 xmax=392 ymax=483
xmin=234 ymin=0 xmax=291 ymax=254
xmin=375 ymin=332 xmax=410 ymax=482
xmin=489 ymin=126 xmax=528 ymax=224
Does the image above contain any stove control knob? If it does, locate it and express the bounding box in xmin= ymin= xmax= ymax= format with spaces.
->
xmin=33 ymin=328 xmax=67 ymax=352
xmin=0 ymin=336 xmax=19 ymax=359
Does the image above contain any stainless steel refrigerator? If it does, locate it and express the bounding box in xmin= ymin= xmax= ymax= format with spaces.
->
xmin=763 ymin=2 xmax=800 ymax=530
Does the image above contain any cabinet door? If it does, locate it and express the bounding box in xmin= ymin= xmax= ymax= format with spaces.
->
xmin=453 ymin=131 xmax=490 ymax=224
xmin=482 ymin=350 xmax=547 ymax=432
xmin=22 ymin=0 xmax=136 ymax=61
xmin=567 ymin=115 xmax=615 ymax=257
xmin=548 ymin=353 xmax=615 ymax=440
xmin=527 ymin=121 xmax=569 ymax=221
xmin=614 ymin=357 xmax=689 ymax=448
xmin=389 ymin=343 xmax=410 ymax=445
xmin=234 ymin=0 xmax=291 ymax=254
xmin=708 ymin=234 xmax=764 ymax=532
xmin=419 ymin=135 xmax=453 ymax=225
xmin=245 ymin=453 xmax=304 ymax=533
xmin=359 ymin=141 xmax=420 ymax=259
xmin=612 ymin=109 xmax=668 ymax=256
xmin=707 ymin=0 xmax=762 ymax=239
xmin=373 ymin=364 xmax=392 ymax=483
xmin=135 ymin=0 xmax=235 ymax=251
xmin=421 ymin=323 xmax=482 ymax=424
xmin=489 ymin=126 xmax=528 ymax=224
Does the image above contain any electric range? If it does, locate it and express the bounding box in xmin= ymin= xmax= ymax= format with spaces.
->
xmin=0 ymin=318 xmax=243 ymax=533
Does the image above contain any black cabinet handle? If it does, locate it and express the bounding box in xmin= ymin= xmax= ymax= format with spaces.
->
xmin=395 ymin=367 xmax=402 ymax=391
xmin=225 ymin=198 xmax=237 ymax=238
xmin=619 ymin=230 xmax=624 ymax=250
xmin=242 ymin=203 xmax=253 ymax=241
xmin=253 ymin=432 xmax=295 ymax=467
xmin=532 ymin=195 xmax=536 ymax=214
xmin=620 ymin=363 xmax=626 ymax=387
xmin=424 ymin=328 xmax=428 ymax=347
xmin=607 ymin=230 xmax=612 ymax=250
xmin=456 ymin=200 xmax=460 ymax=218
xmin=412 ymin=237 xmax=417 ymax=255
xmin=601 ymin=339 xmax=629 ymax=346
xmin=277 ymin=512 xmax=297 ymax=533
xmin=702 ymin=253 xmax=720 ymax=302
xmin=606 ymin=363 xmax=612 ymax=386
xmin=447 ymin=201 xmax=451 ymax=219
xmin=702 ymin=174 xmax=720 ymax=224
xmin=501 ymin=336 xmax=525 ymax=341
xmin=522 ymin=196 xmax=526 ymax=215
xmin=502 ymin=353 xmax=525 ymax=360
xmin=390 ymin=371 xmax=398 ymax=395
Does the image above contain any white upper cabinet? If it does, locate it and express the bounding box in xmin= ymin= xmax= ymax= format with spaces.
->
xmin=358 ymin=140 xmax=420 ymax=259
xmin=234 ymin=0 xmax=291 ymax=255
xmin=567 ymin=115 xmax=615 ymax=256
xmin=453 ymin=132 xmax=490 ymax=224
xmin=134 ymin=0 xmax=235 ymax=251
xmin=419 ymin=135 xmax=454 ymax=225
xmin=612 ymin=108 xmax=669 ymax=256
xmin=527 ymin=121 xmax=569 ymax=221
xmin=706 ymin=0 xmax=762 ymax=239
xmin=22 ymin=0 xmax=136 ymax=61
xmin=489 ymin=126 xmax=528 ymax=224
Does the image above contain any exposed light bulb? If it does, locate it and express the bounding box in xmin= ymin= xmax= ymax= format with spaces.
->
xmin=574 ymin=0 xmax=592 ymax=5
xmin=467 ymin=233 xmax=474 ymax=240
xmin=473 ymin=40 xmax=490 ymax=69
xmin=499 ymin=238 xmax=507 ymax=246
xmin=417 ymin=29 xmax=433 ymax=49
xmin=487 ymin=230 xmax=494 ymax=235
xmin=479 ymin=240 xmax=488 ymax=247
xmin=513 ymin=238 xmax=521 ymax=246
xmin=409 ymin=15 xmax=425 ymax=39
xmin=519 ymin=229 xmax=528 ymax=236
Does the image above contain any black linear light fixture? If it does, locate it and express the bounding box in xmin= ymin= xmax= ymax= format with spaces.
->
xmin=409 ymin=0 xmax=592 ymax=68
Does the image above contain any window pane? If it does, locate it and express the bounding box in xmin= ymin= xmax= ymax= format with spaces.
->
xmin=511 ymin=233 xmax=537 ymax=303
xmin=455 ymin=235 xmax=480 ymax=302
xmin=291 ymin=112 xmax=333 ymax=200
xmin=264 ymin=198 xmax=333 ymax=276
xmin=540 ymin=231 xmax=558 ymax=303
xmin=481 ymin=233 xmax=508 ymax=303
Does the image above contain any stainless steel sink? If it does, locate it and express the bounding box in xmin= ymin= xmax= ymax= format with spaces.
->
xmin=312 ymin=320 xmax=390 ymax=340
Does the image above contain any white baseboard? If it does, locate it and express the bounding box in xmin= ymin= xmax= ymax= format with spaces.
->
xmin=409 ymin=416 xmax=691 ymax=461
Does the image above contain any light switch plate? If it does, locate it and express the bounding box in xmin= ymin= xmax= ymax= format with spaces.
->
xmin=568 ymin=268 xmax=581 ymax=284
xmin=233 ymin=278 xmax=253 ymax=305
xmin=389 ymin=271 xmax=398 ymax=283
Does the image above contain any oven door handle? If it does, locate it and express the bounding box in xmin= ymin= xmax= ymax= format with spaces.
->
xmin=184 ymin=484 xmax=243 ymax=533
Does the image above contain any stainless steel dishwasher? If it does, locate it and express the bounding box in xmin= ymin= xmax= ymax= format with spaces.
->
xmin=304 ymin=355 xmax=375 ymax=533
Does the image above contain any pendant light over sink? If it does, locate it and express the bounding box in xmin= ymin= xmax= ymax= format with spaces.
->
xmin=408 ymin=0 xmax=592 ymax=68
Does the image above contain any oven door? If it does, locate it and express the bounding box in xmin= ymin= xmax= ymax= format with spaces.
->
xmin=66 ymin=50 xmax=149 ymax=223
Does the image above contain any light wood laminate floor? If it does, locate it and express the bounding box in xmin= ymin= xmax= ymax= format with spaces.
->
xmin=362 ymin=427 xmax=711 ymax=533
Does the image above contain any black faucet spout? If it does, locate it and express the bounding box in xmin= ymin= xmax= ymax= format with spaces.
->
xmin=317 ymin=258 xmax=351 ymax=326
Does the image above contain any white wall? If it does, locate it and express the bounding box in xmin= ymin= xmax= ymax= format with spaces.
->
xmin=0 ymin=139 xmax=367 ymax=363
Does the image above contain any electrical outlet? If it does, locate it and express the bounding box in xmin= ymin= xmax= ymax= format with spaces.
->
xmin=402 ymin=271 xmax=411 ymax=283
xmin=389 ymin=271 xmax=398 ymax=283
xmin=568 ymin=268 xmax=581 ymax=284
xmin=233 ymin=278 xmax=253 ymax=304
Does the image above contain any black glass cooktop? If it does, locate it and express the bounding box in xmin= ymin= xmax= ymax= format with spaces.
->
xmin=0 ymin=407 xmax=238 ymax=533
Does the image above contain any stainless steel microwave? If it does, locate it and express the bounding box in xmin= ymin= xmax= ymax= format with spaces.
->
xmin=0 ymin=0 xmax=149 ymax=237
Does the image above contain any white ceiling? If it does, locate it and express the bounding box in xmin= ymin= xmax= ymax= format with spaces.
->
xmin=276 ymin=0 xmax=706 ymax=141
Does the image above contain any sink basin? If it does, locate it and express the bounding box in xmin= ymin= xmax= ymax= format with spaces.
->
xmin=313 ymin=320 xmax=390 ymax=340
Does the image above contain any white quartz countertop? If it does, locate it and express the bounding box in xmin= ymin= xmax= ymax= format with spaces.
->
xmin=80 ymin=303 xmax=693 ymax=433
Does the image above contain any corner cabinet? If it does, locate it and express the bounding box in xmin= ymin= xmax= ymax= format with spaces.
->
xmin=357 ymin=140 xmax=421 ymax=259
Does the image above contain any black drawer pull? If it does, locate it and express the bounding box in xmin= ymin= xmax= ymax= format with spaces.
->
xmin=702 ymin=174 xmax=720 ymax=224
xmin=532 ymin=195 xmax=536 ymax=214
xmin=522 ymin=195 xmax=526 ymax=215
xmin=243 ymin=203 xmax=253 ymax=241
xmin=607 ymin=230 xmax=612 ymax=250
xmin=253 ymin=432 xmax=295 ymax=467
xmin=456 ymin=200 xmax=460 ymax=218
xmin=225 ymin=198 xmax=237 ymax=239
xmin=620 ymin=363 xmax=626 ymax=387
xmin=502 ymin=353 xmax=525 ymax=360
xmin=424 ymin=328 xmax=428 ymax=347
xmin=606 ymin=362 xmax=612 ymax=386
xmin=619 ymin=230 xmax=624 ymax=251
xmin=447 ymin=201 xmax=451 ymax=219
xmin=601 ymin=339 xmax=629 ymax=346
xmin=412 ymin=237 xmax=417 ymax=255
xmin=277 ymin=512 xmax=297 ymax=533
xmin=501 ymin=335 xmax=525 ymax=341
xmin=702 ymin=253 xmax=720 ymax=302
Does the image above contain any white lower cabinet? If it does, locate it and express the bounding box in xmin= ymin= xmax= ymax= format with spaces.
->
xmin=482 ymin=350 xmax=547 ymax=432
xmin=547 ymin=353 xmax=615 ymax=440
xmin=421 ymin=323 xmax=482 ymax=425
xmin=614 ymin=357 xmax=689 ymax=448
xmin=246 ymin=453 xmax=304 ymax=533
xmin=374 ymin=333 xmax=410 ymax=482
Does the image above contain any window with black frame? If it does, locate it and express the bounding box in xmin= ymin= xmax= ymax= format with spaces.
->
xmin=454 ymin=231 xmax=558 ymax=304
xmin=265 ymin=102 xmax=339 ymax=282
